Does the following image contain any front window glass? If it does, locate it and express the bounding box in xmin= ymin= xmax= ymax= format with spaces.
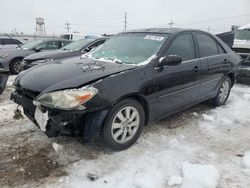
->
xmin=21 ymin=40 xmax=42 ymax=50
xmin=37 ymin=41 xmax=60 ymax=50
xmin=166 ymin=34 xmax=196 ymax=61
xmin=91 ymin=33 xmax=168 ymax=65
xmin=235 ymin=30 xmax=250 ymax=41
xmin=62 ymin=39 xmax=94 ymax=51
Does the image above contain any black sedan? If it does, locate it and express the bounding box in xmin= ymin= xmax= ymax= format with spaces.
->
xmin=11 ymin=28 xmax=241 ymax=150
xmin=22 ymin=37 xmax=108 ymax=70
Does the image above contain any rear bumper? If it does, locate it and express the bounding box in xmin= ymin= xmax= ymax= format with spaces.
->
xmin=236 ymin=66 xmax=250 ymax=85
xmin=237 ymin=77 xmax=250 ymax=85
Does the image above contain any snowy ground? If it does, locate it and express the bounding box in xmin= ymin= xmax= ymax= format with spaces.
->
xmin=1 ymin=76 xmax=250 ymax=188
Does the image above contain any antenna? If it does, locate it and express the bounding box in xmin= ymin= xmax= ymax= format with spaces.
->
xmin=124 ymin=12 xmax=127 ymax=31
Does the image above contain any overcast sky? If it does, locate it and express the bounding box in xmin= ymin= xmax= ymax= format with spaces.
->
xmin=1 ymin=0 xmax=250 ymax=35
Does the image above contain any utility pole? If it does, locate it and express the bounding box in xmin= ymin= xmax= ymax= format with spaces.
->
xmin=168 ymin=20 xmax=174 ymax=28
xmin=124 ymin=12 xmax=127 ymax=31
xmin=65 ymin=20 xmax=71 ymax=33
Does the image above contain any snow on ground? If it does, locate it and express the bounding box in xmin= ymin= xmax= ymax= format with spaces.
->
xmin=1 ymin=77 xmax=250 ymax=188
xmin=182 ymin=162 xmax=220 ymax=188
xmin=242 ymin=151 xmax=250 ymax=169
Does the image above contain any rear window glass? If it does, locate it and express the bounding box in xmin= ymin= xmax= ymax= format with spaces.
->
xmin=196 ymin=34 xmax=219 ymax=58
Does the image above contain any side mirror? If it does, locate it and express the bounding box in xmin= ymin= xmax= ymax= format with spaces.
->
xmin=33 ymin=46 xmax=43 ymax=52
xmin=158 ymin=55 xmax=182 ymax=67
xmin=82 ymin=47 xmax=91 ymax=54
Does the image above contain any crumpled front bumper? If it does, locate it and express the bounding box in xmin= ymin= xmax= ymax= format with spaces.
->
xmin=10 ymin=91 xmax=107 ymax=140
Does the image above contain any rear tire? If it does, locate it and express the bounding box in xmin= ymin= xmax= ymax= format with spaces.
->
xmin=211 ymin=76 xmax=231 ymax=106
xmin=10 ymin=58 xmax=23 ymax=75
xmin=103 ymin=99 xmax=145 ymax=151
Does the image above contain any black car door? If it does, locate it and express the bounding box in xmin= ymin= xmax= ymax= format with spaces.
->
xmin=194 ymin=32 xmax=231 ymax=98
xmin=152 ymin=33 xmax=200 ymax=118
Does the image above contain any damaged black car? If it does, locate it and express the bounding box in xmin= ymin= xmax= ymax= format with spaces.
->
xmin=11 ymin=28 xmax=240 ymax=150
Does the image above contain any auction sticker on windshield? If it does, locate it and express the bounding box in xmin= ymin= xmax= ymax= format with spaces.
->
xmin=144 ymin=35 xmax=164 ymax=41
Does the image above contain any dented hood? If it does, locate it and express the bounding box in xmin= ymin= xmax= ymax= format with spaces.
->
xmin=16 ymin=56 xmax=136 ymax=93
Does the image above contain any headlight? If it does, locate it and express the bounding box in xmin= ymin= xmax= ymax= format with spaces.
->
xmin=21 ymin=60 xmax=26 ymax=66
xmin=34 ymin=86 xmax=98 ymax=110
xmin=35 ymin=58 xmax=54 ymax=64
xmin=0 ymin=53 xmax=10 ymax=58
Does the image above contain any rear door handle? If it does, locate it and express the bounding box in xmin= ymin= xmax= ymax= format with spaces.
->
xmin=193 ymin=66 xmax=199 ymax=72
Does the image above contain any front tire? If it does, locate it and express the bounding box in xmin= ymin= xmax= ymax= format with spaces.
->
xmin=211 ymin=76 xmax=231 ymax=106
xmin=10 ymin=58 xmax=23 ymax=75
xmin=103 ymin=99 xmax=145 ymax=151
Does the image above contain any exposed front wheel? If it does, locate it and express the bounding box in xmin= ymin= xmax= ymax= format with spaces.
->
xmin=211 ymin=76 xmax=231 ymax=106
xmin=103 ymin=99 xmax=145 ymax=151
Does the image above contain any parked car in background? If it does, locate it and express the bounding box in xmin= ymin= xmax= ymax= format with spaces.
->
xmin=232 ymin=24 xmax=250 ymax=84
xmin=0 ymin=37 xmax=23 ymax=49
xmin=11 ymin=28 xmax=240 ymax=150
xmin=0 ymin=68 xmax=9 ymax=95
xmin=0 ymin=39 xmax=72 ymax=74
xmin=22 ymin=37 xmax=108 ymax=70
xmin=61 ymin=32 xmax=86 ymax=40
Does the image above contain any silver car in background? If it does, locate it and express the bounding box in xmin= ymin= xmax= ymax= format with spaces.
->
xmin=0 ymin=39 xmax=72 ymax=74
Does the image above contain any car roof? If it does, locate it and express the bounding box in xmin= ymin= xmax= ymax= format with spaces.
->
xmin=122 ymin=28 xmax=207 ymax=35
xmin=39 ymin=38 xmax=72 ymax=42
xmin=84 ymin=36 xmax=109 ymax=40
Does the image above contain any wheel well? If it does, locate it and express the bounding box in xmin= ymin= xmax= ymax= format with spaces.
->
xmin=114 ymin=94 xmax=150 ymax=126
xmin=227 ymin=73 xmax=234 ymax=87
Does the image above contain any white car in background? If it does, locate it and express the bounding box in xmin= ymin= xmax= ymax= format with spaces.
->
xmin=233 ymin=24 xmax=250 ymax=84
xmin=0 ymin=37 xmax=23 ymax=49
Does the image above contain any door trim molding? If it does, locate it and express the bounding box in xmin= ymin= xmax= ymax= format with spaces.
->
xmin=159 ymin=77 xmax=221 ymax=98
xmin=159 ymin=84 xmax=200 ymax=98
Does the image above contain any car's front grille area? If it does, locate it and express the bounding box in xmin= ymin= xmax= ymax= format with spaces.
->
xmin=15 ymin=85 xmax=40 ymax=100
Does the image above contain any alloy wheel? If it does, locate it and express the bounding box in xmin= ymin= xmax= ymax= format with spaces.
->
xmin=219 ymin=79 xmax=230 ymax=103
xmin=111 ymin=106 xmax=140 ymax=144
xmin=13 ymin=60 xmax=22 ymax=74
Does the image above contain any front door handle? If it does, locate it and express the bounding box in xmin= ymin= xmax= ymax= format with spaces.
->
xmin=224 ymin=59 xmax=230 ymax=64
